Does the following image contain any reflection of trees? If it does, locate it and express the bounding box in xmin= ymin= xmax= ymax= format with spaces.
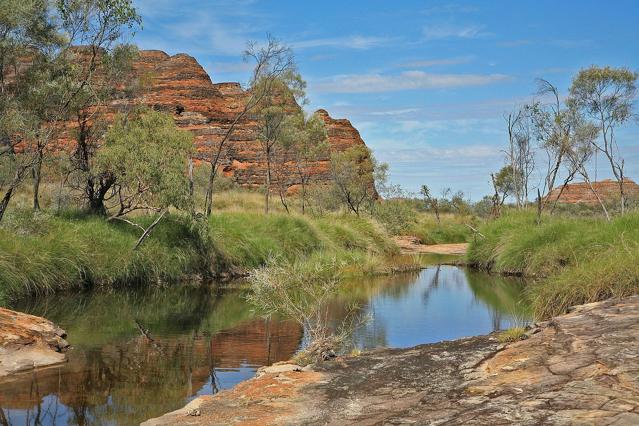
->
xmin=464 ymin=268 xmax=533 ymax=329
xmin=3 ymin=288 xmax=303 ymax=425
xmin=421 ymin=265 xmax=441 ymax=307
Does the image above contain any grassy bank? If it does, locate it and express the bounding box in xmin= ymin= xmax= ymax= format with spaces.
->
xmin=467 ymin=210 xmax=639 ymax=318
xmin=0 ymin=203 xmax=400 ymax=305
xmin=409 ymin=214 xmax=474 ymax=244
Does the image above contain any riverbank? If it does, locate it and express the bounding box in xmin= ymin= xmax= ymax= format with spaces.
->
xmin=467 ymin=210 xmax=639 ymax=318
xmin=144 ymin=295 xmax=639 ymax=425
xmin=0 ymin=208 xmax=401 ymax=305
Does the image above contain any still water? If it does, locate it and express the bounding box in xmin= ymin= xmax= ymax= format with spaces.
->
xmin=0 ymin=264 xmax=531 ymax=425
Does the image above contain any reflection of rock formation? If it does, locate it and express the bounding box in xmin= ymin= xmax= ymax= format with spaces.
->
xmin=0 ymin=318 xmax=302 ymax=425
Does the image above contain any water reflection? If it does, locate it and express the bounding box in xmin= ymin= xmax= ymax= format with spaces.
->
xmin=1 ymin=287 xmax=302 ymax=425
xmin=0 ymin=267 xmax=531 ymax=425
xmin=335 ymin=265 xmax=532 ymax=349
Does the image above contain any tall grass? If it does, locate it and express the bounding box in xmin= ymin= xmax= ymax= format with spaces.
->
xmin=407 ymin=213 xmax=475 ymax=244
xmin=1 ymin=205 xmax=400 ymax=305
xmin=209 ymin=211 xmax=398 ymax=272
xmin=0 ymin=210 xmax=206 ymax=305
xmin=467 ymin=210 xmax=639 ymax=318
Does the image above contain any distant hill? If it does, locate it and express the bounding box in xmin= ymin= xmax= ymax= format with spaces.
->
xmin=546 ymin=179 xmax=639 ymax=204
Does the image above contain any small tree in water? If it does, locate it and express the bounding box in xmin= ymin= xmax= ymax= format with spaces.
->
xmin=247 ymin=259 xmax=365 ymax=364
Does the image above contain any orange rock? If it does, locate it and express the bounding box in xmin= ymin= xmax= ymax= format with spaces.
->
xmin=40 ymin=49 xmax=372 ymax=191
xmin=546 ymin=179 xmax=639 ymax=205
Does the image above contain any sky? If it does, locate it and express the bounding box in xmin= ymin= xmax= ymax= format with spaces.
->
xmin=132 ymin=0 xmax=639 ymax=199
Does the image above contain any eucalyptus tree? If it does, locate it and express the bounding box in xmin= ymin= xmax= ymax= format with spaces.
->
xmin=0 ymin=0 xmax=65 ymax=220
xmin=56 ymin=0 xmax=141 ymax=214
xmin=0 ymin=0 xmax=141 ymax=221
xmin=504 ymin=107 xmax=534 ymax=208
xmin=331 ymin=145 xmax=382 ymax=216
xmin=97 ymin=110 xmax=193 ymax=249
xmin=272 ymin=109 xmax=327 ymax=214
xmin=568 ymin=66 xmax=638 ymax=214
xmin=202 ymin=34 xmax=299 ymax=216
xmin=255 ymin=71 xmax=306 ymax=214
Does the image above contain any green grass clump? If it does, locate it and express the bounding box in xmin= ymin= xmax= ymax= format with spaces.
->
xmin=209 ymin=211 xmax=398 ymax=272
xmin=498 ymin=327 xmax=527 ymax=343
xmin=0 ymin=210 xmax=207 ymax=305
xmin=1 ymin=202 xmax=399 ymax=305
xmin=467 ymin=210 xmax=639 ymax=318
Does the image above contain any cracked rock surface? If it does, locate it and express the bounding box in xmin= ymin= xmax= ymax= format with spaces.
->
xmin=0 ymin=308 xmax=69 ymax=379
xmin=143 ymin=296 xmax=639 ymax=425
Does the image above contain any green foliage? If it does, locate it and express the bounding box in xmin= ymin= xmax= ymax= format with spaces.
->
xmin=568 ymin=66 xmax=637 ymax=122
xmin=98 ymin=110 xmax=193 ymax=213
xmin=467 ymin=210 xmax=639 ymax=318
xmin=372 ymin=198 xmax=418 ymax=235
xmin=330 ymin=145 xmax=382 ymax=215
xmin=0 ymin=209 xmax=207 ymax=305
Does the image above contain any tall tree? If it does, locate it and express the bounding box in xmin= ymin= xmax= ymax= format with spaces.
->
xmin=201 ymin=34 xmax=298 ymax=216
xmin=504 ymin=106 xmax=535 ymax=208
xmin=330 ymin=145 xmax=380 ymax=216
xmin=255 ymin=71 xmax=306 ymax=214
xmin=97 ymin=110 xmax=193 ymax=249
xmin=278 ymin=112 xmax=328 ymax=214
xmin=568 ymin=66 xmax=638 ymax=214
xmin=0 ymin=0 xmax=65 ymax=220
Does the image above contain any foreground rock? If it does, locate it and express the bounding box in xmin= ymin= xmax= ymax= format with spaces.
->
xmin=0 ymin=308 xmax=69 ymax=378
xmin=144 ymin=295 xmax=639 ymax=425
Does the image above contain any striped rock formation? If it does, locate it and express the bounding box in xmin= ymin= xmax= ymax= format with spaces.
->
xmin=54 ymin=49 xmax=370 ymax=190
xmin=546 ymin=179 xmax=639 ymax=204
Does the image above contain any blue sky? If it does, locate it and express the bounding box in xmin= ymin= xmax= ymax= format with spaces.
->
xmin=133 ymin=0 xmax=639 ymax=199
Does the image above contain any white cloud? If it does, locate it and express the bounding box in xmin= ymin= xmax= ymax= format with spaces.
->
xmin=398 ymin=56 xmax=474 ymax=68
xmin=377 ymin=146 xmax=497 ymax=162
xmin=311 ymin=71 xmax=510 ymax=93
xmin=422 ymin=24 xmax=490 ymax=40
xmin=369 ymin=108 xmax=420 ymax=116
xmin=134 ymin=0 xmax=263 ymax=56
xmin=290 ymin=35 xmax=393 ymax=50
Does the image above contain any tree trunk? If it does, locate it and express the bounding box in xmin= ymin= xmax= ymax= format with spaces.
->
xmin=204 ymin=163 xmax=216 ymax=217
xmin=264 ymin=148 xmax=271 ymax=215
xmin=32 ymin=155 xmax=42 ymax=211
xmin=301 ymin=180 xmax=306 ymax=215
xmin=0 ymin=186 xmax=14 ymax=223
xmin=188 ymin=155 xmax=194 ymax=197
xmin=619 ymin=176 xmax=626 ymax=216
xmin=134 ymin=210 xmax=167 ymax=250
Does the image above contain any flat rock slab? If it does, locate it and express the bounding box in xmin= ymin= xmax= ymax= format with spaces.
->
xmin=394 ymin=236 xmax=468 ymax=255
xmin=143 ymin=296 xmax=639 ymax=425
xmin=0 ymin=308 xmax=69 ymax=379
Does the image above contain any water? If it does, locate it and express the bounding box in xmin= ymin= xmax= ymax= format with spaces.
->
xmin=0 ymin=265 xmax=531 ymax=425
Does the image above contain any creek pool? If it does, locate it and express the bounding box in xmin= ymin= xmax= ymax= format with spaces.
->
xmin=0 ymin=263 xmax=531 ymax=425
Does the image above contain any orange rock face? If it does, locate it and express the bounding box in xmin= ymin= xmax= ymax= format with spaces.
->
xmin=546 ymin=179 xmax=639 ymax=204
xmin=0 ymin=308 xmax=69 ymax=378
xmin=53 ymin=50 xmax=370 ymax=190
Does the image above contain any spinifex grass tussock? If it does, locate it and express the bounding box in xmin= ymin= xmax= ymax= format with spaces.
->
xmin=1 ymin=206 xmax=399 ymax=305
xmin=467 ymin=210 xmax=639 ymax=318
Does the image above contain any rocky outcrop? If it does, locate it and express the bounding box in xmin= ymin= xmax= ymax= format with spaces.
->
xmin=143 ymin=295 xmax=639 ymax=425
xmin=54 ymin=50 xmax=370 ymax=190
xmin=547 ymin=179 xmax=639 ymax=205
xmin=0 ymin=308 xmax=69 ymax=378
